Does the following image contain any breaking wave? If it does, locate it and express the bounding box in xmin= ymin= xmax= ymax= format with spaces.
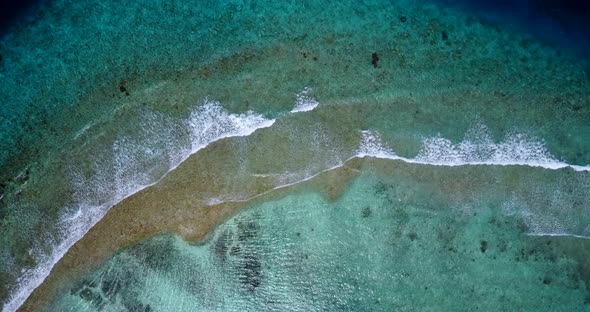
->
xmin=4 ymin=100 xmax=275 ymax=312
xmin=357 ymin=125 xmax=590 ymax=172
xmin=290 ymin=87 xmax=319 ymax=113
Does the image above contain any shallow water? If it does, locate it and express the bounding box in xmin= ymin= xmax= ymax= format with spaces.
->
xmin=48 ymin=163 xmax=590 ymax=311
xmin=0 ymin=0 xmax=589 ymax=311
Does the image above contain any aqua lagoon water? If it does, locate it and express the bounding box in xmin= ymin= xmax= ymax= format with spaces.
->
xmin=0 ymin=0 xmax=589 ymax=311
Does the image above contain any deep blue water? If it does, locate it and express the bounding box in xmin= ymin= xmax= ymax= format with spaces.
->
xmin=1 ymin=0 xmax=590 ymax=311
xmin=435 ymin=0 xmax=590 ymax=57
xmin=0 ymin=0 xmax=47 ymax=38
xmin=0 ymin=0 xmax=586 ymax=58
xmin=1 ymin=0 xmax=589 ymax=55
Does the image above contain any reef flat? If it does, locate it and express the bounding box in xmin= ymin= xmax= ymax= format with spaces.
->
xmin=0 ymin=0 xmax=588 ymax=311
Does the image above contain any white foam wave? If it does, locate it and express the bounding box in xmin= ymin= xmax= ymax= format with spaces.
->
xmin=527 ymin=233 xmax=590 ymax=239
xmin=357 ymin=130 xmax=396 ymax=159
xmin=357 ymin=127 xmax=590 ymax=172
xmin=356 ymin=128 xmax=590 ymax=238
xmin=8 ymin=112 xmax=589 ymax=311
xmin=4 ymin=100 xmax=274 ymax=312
xmin=290 ymin=87 xmax=319 ymax=113
xmin=190 ymin=101 xmax=275 ymax=151
xmin=198 ymin=126 xmax=590 ymax=253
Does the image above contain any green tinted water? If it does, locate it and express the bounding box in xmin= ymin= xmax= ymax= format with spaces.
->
xmin=49 ymin=163 xmax=590 ymax=311
xmin=0 ymin=0 xmax=589 ymax=310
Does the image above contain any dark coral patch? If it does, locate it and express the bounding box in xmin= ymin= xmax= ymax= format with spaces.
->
xmin=240 ymin=254 xmax=262 ymax=291
xmin=480 ymin=240 xmax=488 ymax=253
xmin=361 ymin=207 xmax=372 ymax=218
xmin=371 ymin=52 xmax=379 ymax=68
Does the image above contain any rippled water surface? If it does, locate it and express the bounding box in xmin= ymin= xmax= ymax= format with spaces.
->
xmin=0 ymin=0 xmax=589 ymax=311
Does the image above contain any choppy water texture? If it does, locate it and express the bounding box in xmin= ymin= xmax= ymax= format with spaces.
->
xmin=0 ymin=0 xmax=589 ymax=311
xmin=49 ymin=164 xmax=590 ymax=311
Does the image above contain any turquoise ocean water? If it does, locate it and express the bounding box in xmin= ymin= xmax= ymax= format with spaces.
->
xmin=0 ymin=0 xmax=589 ymax=311
xmin=48 ymin=163 xmax=590 ymax=311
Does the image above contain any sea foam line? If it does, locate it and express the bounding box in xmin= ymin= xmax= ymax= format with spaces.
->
xmin=206 ymin=129 xmax=589 ymax=241
xmin=6 ymin=87 xmax=321 ymax=312
xmin=357 ymin=129 xmax=590 ymax=172
xmin=7 ymin=95 xmax=588 ymax=311
xmin=205 ymin=127 xmax=590 ymax=209
xmin=4 ymin=100 xmax=275 ymax=312
xmin=290 ymin=87 xmax=319 ymax=113
xmin=210 ymin=155 xmax=590 ymax=242
xmin=527 ymin=233 xmax=590 ymax=239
